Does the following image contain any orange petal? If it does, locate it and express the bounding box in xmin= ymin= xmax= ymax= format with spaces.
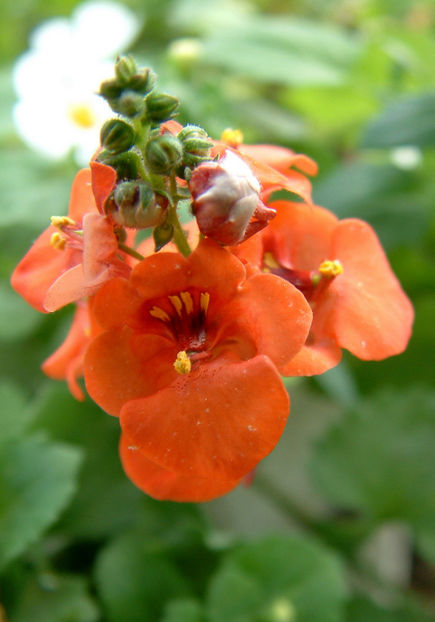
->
xmin=237 ymin=152 xmax=314 ymax=204
xmin=84 ymin=327 xmax=177 ymax=416
xmin=43 ymin=264 xmax=86 ymax=312
xmin=83 ymin=214 xmax=131 ymax=290
xmin=239 ymin=143 xmax=318 ymax=176
xmin=90 ymin=161 xmax=117 ymax=214
xmin=42 ymin=303 xmax=91 ymax=399
xmin=120 ymin=434 xmax=241 ymax=502
xmin=92 ymin=277 xmax=143 ymax=330
xmin=329 ymin=219 xmax=414 ymax=360
xmin=67 ymin=169 xmax=98 ymax=221
xmin=281 ymin=341 xmax=342 ymax=376
xmin=131 ymin=239 xmax=246 ymax=305
xmin=120 ymin=354 xmax=289 ymax=481
xmin=217 ymin=273 xmax=312 ymax=371
xmin=266 ymin=201 xmax=338 ymax=271
xmin=11 ymin=227 xmax=79 ymax=313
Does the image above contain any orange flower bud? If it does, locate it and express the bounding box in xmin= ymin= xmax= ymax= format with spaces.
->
xmin=189 ymin=151 xmax=275 ymax=245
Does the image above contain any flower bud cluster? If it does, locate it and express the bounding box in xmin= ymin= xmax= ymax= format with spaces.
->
xmin=95 ymin=57 xmax=215 ymax=241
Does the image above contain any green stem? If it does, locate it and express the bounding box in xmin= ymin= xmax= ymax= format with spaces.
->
xmin=168 ymin=173 xmax=192 ymax=257
xmin=118 ymin=242 xmax=145 ymax=261
xmin=132 ymin=118 xmax=150 ymax=182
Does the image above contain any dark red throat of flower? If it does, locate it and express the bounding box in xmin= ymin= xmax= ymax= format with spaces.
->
xmin=148 ymin=290 xmax=210 ymax=354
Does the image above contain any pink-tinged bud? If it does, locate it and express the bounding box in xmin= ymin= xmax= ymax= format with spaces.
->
xmin=189 ymin=151 xmax=276 ymax=245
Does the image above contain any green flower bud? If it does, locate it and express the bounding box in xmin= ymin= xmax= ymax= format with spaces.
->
xmin=97 ymin=150 xmax=140 ymax=180
xmin=99 ymin=78 xmax=123 ymax=101
xmin=178 ymin=124 xmax=213 ymax=167
xmin=129 ymin=67 xmax=156 ymax=95
xmin=106 ymin=181 xmax=165 ymax=229
xmin=145 ymin=134 xmax=183 ymax=175
xmin=153 ymin=221 xmax=174 ymax=251
xmin=145 ymin=92 xmax=180 ymax=123
xmin=110 ymin=90 xmax=146 ymax=117
xmin=115 ymin=55 xmax=138 ymax=85
xmin=100 ymin=119 xmax=135 ymax=154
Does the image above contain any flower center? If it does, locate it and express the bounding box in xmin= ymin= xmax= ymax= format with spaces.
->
xmin=149 ymin=290 xmax=212 ymax=372
xmin=68 ymin=103 xmax=97 ymax=129
xmin=262 ymin=252 xmax=343 ymax=302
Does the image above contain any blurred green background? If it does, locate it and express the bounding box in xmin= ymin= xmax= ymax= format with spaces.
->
xmin=0 ymin=0 xmax=434 ymax=620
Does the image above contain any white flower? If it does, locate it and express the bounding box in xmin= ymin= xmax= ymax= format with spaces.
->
xmin=390 ymin=146 xmax=422 ymax=170
xmin=12 ymin=1 xmax=141 ymax=165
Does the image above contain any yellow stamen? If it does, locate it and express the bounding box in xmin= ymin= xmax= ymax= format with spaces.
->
xmin=51 ymin=215 xmax=75 ymax=229
xmin=173 ymin=350 xmax=191 ymax=374
xmin=169 ymin=295 xmax=183 ymax=317
xmin=68 ymin=103 xmax=97 ymax=129
xmin=180 ymin=291 xmax=194 ymax=314
xmin=318 ymin=259 xmax=343 ymax=278
xmin=221 ymin=128 xmax=244 ymax=147
xmin=149 ymin=306 xmax=170 ymax=322
xmin=200 ymin=292 xmax=210 ymax=314
xmin=263 ymin=252 xmax=280 ymax=270
xmin=50 ymin=232 xmax=66 ymax=250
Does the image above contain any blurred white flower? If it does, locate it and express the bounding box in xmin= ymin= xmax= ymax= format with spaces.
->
xmin=390 ymin=146 xmax=422 ymax=170
xmin=12 ymin=1 xmax=141 ymax=165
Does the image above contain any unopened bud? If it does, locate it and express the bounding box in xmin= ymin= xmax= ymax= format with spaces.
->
xmin=106 ymin=181 xmax=165 ymax=229
xmin=99 ymin=78 xmax=123 ymax=101
xmin=153 ymin=220 xmax=174 ymax=251
xmin=100 ymin=119 xmax=135 ymax=154
xmin=189 ymin=150 xmax=275 ymax=245
xmin=129 ymin=67 xmax=156 ymax=95
xmin=109 ymin=90 xmax=145 ymax=117
xmin=178 ymin=124 xmax=213 ymax=167
xmin=97 ymin=150 xmax=140 ymax=180
xmin=145 ymin=134 xmax=183 ymax=175
xmin=145 ymin=91 xmax=180 ymax=123
xmin=115 ymin=55 xmax=138 ymax=85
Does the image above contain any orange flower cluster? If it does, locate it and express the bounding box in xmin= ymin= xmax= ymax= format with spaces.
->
xmin=11 ymin=128 xmax=413 ymax=502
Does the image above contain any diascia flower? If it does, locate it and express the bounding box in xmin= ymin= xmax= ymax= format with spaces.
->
xmin=233 ymin=200 xmax=414 ymax=376
xmin=10 ymin=163 xmax=131 ymax=312
xmin=84 ymin=238 xmax=312 ymax=501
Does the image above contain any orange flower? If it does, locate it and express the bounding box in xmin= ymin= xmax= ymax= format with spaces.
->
xmin=42 ymin=299 xmax=101 ymax=400
xmin=234 ymin=201 xmax=414 ymax=376
xmin=84 ymin=238 xmax=312 ymax=501
xmin=11 ymin=163 xmax=131 ymax=312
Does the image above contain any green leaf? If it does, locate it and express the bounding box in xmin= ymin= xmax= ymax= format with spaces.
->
xmin=310 ymin=387 xmax=435 ymax=562
xmin=0 ymin=281 xmax=41 ymax=341
xmin=0 ymin=148 xmax=74 ymax=228
xmin=201 ymin=17 xmax=362 ymax=86
xmin=31 ymin=385 xmax=146 ymax=540
xmin=362 ymin=93 xmax=435 ymax=148
xmin=95 ymin=529 xmax=191 ymax=622
xmin=0 ymin=435 xmax=82 ymax=569
xmin=10 ymin=574 xmax=99 ymax=622
xmin=32 ymin=385 xmax=207 ymax=542
xmin=346 ymin=595 xmax=435 ymax=622
xmin=0 ymin=382 xmax=32 ymax=445
xmin=207 ymin=535 xmax=347 ymax=622
xmin=313 ymin=161 xmax=427 ymax=250
xmin=161 ymin=598 xmax=204 ymax=622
